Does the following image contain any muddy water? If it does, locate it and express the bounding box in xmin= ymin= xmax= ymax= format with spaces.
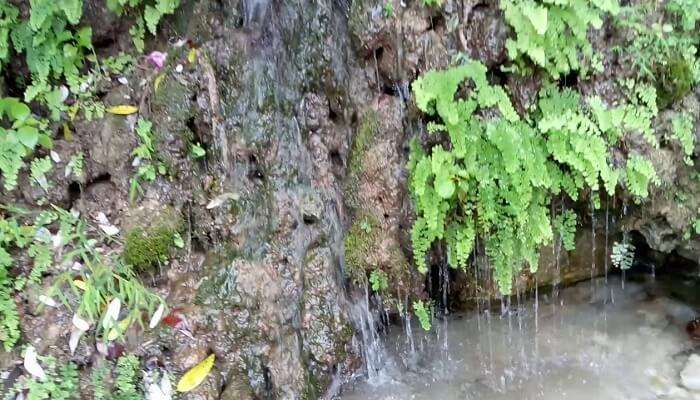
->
xmin=340 ymin=276 xmax=700 ymax=399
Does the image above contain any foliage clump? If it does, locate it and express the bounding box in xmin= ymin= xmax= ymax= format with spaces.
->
xmin=5 ymin=354 xmax=79 ymax=400
xmin=344 ymin=214 xmax=381 ymax=285
xmin=500 ymin=0 xmax=620 ymax=78
xmin=409 ymin=61 xmax=658 ymax=295
xmin=123 ymin=225 xmax=176 ymax=271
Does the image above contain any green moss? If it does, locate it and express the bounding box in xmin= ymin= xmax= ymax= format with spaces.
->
xmin=344 ymin=110 xmax=379 ymax=208
xmin=655 ymin=56 xmax=693 ymax=109
xmin=122 ymin=225 xmax=177 ymax=271
xmin=344 ymin=214 xmax=380 ymax=284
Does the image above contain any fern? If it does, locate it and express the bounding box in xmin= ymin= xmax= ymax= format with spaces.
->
xmin=625 ymin=154 xmax=659 ymax=200
xmin=114 ymin=354 xmax=142 ymax=400
xmin=671 ymin=112 xmax=696 ymax=164
xmin=500 ymin=0 xmax=620 ymax=78
xmin=410 ymin=61 xmax=659 ymax=294
xmin=611 ymin=241 xmax=635 ymax=270
xmin=413 ymin=300 xmax=432 ymax=331
xmin=5 ymin=356 xmax=79 ymax=400
xmin=553 ymin=209 xmax=577 ymax=251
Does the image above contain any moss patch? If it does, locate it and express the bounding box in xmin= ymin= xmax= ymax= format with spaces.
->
xmin=655 ymin=55 xmax=693 ymax=109
xmin=344 ymin=110 xmax=379 ymax=208
xmin=344 ymin=214 xmax=380 ymax=284
xmin=122 ymin=225 xmax=177 ymax=271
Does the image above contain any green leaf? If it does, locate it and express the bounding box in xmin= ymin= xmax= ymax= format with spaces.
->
xmin=524 ymin=4 xmax=548 ymax=35
xmin=16 ymin=126 xmax=40 ymax=149
xmin=58 ymin=0 xmax=82 ymax=25
xmin=144 ymin=5 xmax=162 ymax=34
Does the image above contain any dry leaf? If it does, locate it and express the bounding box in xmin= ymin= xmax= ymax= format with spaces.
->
xmin=176 ymin=354 xmax=215 ymax=392
xmin=73 ymin=279 xmax=87 ymax=291
xmin=69 ymin=329 xmax=83 ymax=355
xmin=106 ymin=105 xmax=138 ymax=115
xmin=38 ymin=295 xmax=57 ymax=307
xmin=24 ymin=346 xmax=46 ymax=380
xmin=149 ymin=303 xmax=166 ymax=329
xmin=72 ymin=313 xmax=90 ymax=331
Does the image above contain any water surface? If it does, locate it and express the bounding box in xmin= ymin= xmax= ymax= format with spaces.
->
xmin=341 ymin=276 xmax=698 ymax=399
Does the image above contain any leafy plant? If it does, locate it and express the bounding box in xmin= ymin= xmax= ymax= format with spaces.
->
xmin=615 ymin=0 xmax=700 ymax=108
xmin=114 ymin=354 xmax=142 ymax=399
xmin=671 ymin=112 xmax=696 ymax=164
xmin=107 ymin=0 xmax=181 ymax=52
xmin=409 ymin=61 xmax=658 ymax=294
xmin=0 ymin=98 xmax=52 ymax=191
xmin=553 ymin=209 xmax=577 ymax=251
xmin=130 ymin=118 xmax=163 ymax=201
xmin=500 ymin=0 xmax=620 ymax=78
xmin=369 ymin=270 xmax=388 ymax=292
xmin=413 ymin=300 xmax=432 ymax=331
xmin=5 ymin=354 xmax=79 ymax=400
xmin=383 ymin=2 xmax=394 ymax=18
xmin=611 ymin=241 xmax=635 ymax=270
xmin=190 ymin=142 xmax=206 ymax=159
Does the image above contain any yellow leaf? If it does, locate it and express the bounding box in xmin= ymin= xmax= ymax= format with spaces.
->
xmin=187 ymin=48 xmax=197 ymax=64
xmin=73 ymin=279 xmax=86 ymax=291
xmin=63 ymin=123 xmax=73 ymax=141
xmin=106 ymin=105 xmax=139 ymax=115
xmin=154 ymin=75 xmax=164 ymax=92
xmin=176 ymin=354 xmax=215 ymax=392
xmin=106 ymin=328 xmax=119 ymax=341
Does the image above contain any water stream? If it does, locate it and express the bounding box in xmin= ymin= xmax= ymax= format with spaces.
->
xmin=340 ymin=275 xmax=699 ymax=399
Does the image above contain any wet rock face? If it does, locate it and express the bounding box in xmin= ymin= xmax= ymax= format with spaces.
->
xmin=461 ymin=4 xmax=509 ymax=68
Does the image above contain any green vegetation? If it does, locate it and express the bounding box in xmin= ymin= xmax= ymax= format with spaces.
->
xmin=4 ymin=353 xmax=79 ymax=400
xmin=344 ymin=214 xmax=380 ymax=285
xmin=616 ymin=0 xmax=700 ymax=108
xmin=500 ymin=0 xmax=619 ymax=78
xmin=413 ymin=300 xmax=432 ymax=331
xmin=369 ymin=270 xmax=389 ymax=292
xmin=409 ymin=61 xmax=657 ymax=295
xmin=611 ymin=241 xmax=635 ymax=270
xmin=122 ymin=225 xmax=177 ymax=271
xmin=383 ymin=2 xmax=394 ymax=18
xmin=0 ymin=98 xmax=52 ymax=191
xmin=0 ymin=206 xmax=164 ymax=350
xmin=671 ymin=112 xmax=696 ymax=165
xmin=553 ymin=210 xmax=577 ymax=251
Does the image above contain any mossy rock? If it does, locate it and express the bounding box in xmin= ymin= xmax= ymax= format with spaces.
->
xmin=121 ymin=204 xmax=183 ymax=271
xmin=344 ymin=214 xmax=380 ymax=284
xmin=344 ymin=110 xmax=379 ymax=208
xmin=655 ymin=56 xmax=693 ymax=109
xmin=123 ymin=226 xmax=177 ymax=271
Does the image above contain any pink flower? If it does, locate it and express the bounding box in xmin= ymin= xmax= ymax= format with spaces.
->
xmin=146 ymin=51 xmax=167 ymax=70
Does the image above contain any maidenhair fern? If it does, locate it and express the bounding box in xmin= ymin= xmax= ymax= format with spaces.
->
xmin=671 ymin=112 xmax=696 ymax=164
xmin=500 ymin=0 xmax=620 ymax=78
xmin=409 ymin=61 xmax=658 ymax=295
xmin=611 ymin=241 xmax=635 ymax=270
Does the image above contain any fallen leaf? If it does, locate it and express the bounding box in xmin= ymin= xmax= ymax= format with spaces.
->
xmin=50 ymin=151 xmax=61 ymax=163
xmin=69 ymin=329 xmax=83 ymax=355
xmin=149 ymin=303 xmax=166 ymax=329
xmin=176 ymin=354 xmax=215 ymax=392
xmin=72 ymin=313 xmax=90 ymax=331
xmin=96 ymin=212 xmax=110 ymax=225
xmin=100 ymin=224 xmax=120 ymax=236
xmin=162 ymin=311 xmax=183 ymax=328
xmin=24 ymin=346 xmax=46 ymax=380
xmin=154 ymin=75 xmax=165 ymax=92
xmin=106 ymin=105 xmax=139 ymax=115
xmin=73 ymin=279 xmax=87 ymax=291
xmin=187 ymin=48 xmax=197 ymax=64
xmin=38 ymin=295 xmax=57 ymax=307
